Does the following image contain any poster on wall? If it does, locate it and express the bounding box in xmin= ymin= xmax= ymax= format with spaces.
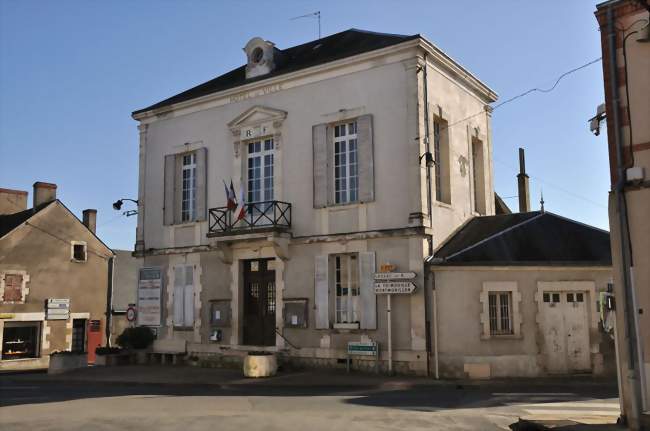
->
xmin=137 ymin=267 xmax=162 ymax=327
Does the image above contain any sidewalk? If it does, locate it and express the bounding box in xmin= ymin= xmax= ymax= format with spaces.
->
xmin=4 ymin=364 xmax=618 ymax=391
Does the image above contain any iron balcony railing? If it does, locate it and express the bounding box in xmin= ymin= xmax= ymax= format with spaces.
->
xmin=208 ymin=200 xmax=291 ymax=235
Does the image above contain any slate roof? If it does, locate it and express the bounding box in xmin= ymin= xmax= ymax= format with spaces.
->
xmin=0 ymin=201 xmax=53 ymax=239
xmin=133 ymin=29 xmax=419 ymax=116
xmin=430 ymin=211 xmax=611 ymax=266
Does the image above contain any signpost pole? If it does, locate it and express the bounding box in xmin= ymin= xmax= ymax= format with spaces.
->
xmin=387 ymin=293 xmax=392 ymax=375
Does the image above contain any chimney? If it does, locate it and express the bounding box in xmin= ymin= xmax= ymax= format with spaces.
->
xmin=0 ymin=188 xmax=28 ymax=215
xmin=33 ymin=182 xmax=57 ymax=207
xmin=517 ymin=148 xmax=530 ymax=213
xmin=83 ymin=209 xmax=97 ymax=234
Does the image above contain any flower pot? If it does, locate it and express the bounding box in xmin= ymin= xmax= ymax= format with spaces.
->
xmin=243 ymin=352 xmax=277 ymax=378
xmin=48 ymin=352 xmax=87 ymax=374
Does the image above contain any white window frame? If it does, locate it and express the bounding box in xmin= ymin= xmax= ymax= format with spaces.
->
xmin=480 ymin=282 xmax=522 ymax=339
xmin=488 ymin=291 xmax=513 ymax=335
xmin=333 ymin=253 xmax=360 ymax=326
xmin=246 ymin=138 xmax=274 ymax=204
xmin=333 ymin=121 xmax=358 ymax=205
xmin=70 ymin=241 xmax=87 ymax=263
xmin=181 ymin=152 xmax=197 ymax=222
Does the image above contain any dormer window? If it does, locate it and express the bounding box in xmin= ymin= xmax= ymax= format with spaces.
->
xmin=244 ymin=37 xmax=280 ymax=79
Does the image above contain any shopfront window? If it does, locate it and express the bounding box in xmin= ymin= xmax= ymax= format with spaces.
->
xmin=2 ymin=322 xmax=40 ymax=360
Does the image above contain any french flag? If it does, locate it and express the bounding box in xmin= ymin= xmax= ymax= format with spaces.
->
xmin=223 ymin=180 xmax=237 ymax=210
xmin=235 ymin=183 xmax=246 ymax=222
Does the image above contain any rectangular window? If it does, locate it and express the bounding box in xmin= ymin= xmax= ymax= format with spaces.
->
xmin=334 ymin=122 xmax=358 ymax=204
xmin=173 ymin=265 xmax=195 ymax=328
xmin=247 ymin=139 xmax=274 ymax=204
xmin=2 ymin=274 xmax=23 ymax=302
xmin=72 ymin=243 xmax=87 ymax=262
xmin=2 ymin=322 xmax=40 ymax=360
xmin=488 ymin=292 xmax=513 ymax=335
xmin=471 ymin=138 xmax=486 ymax=214
xmin=334 ymin=253 xmax=359 ymax=324
xmin=71 ymin=319 xmax=86 ymax=353
xmin=181 ymin=152 xmax=197 ymax=222
xmin=433 ymin=118 xmax=451 ymax=203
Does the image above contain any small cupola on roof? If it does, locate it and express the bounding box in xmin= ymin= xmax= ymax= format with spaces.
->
xmin=244 ymin=37 xmax=280 ymax=79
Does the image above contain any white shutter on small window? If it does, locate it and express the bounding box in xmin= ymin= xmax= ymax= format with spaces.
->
xmin=173 ymin=266 xmax=184 ymax=326
xmin=312 ymin=124 xmax=328 ymax=208
xmin=314 ymin=255 xmax=330 ymax=329
xmin=184 ymin=267 xmax=195 ymax=327
xmin=195 ymin=148 xmax=207 ymax=222
xmin=359 ymin=251 xmax=376 ymax=330
xmin=357 ymin=114 xmax=374 ymax=203
xmin=163 ymin=155 xmax=176 ymax=225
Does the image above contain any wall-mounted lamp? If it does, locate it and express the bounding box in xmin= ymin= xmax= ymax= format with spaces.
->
xmin=112 ymin=198 xmax=139 ymax=217
xmin=419 ymin=152 xmax=435 ymax=168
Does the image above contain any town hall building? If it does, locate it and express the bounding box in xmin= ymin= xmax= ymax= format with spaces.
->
xmin=131 ymin=29 xmax=498 ymax=375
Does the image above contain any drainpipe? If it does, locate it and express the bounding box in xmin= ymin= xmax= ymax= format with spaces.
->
xmin=423 ymin=54 xmax=433 ymax=228
xmin=431 ymin=269 xmax=439 ymax=379
xmin=105 ymin=255 xmax=115 ymax=347
xmin=607 ymin=5 xmax=644 ymax=424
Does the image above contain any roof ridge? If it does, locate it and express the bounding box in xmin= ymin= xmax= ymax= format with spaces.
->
xmin=543 ymin=211 xmax=610 ymax=235
xmin=443 ymin=212 xmax=545 ymax=261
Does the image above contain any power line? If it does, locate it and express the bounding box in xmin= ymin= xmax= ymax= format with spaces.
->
xmin=25 ymin=221 xmax=113 ymax=260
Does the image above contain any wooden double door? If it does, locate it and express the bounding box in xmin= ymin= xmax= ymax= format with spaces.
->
xmin=243 ymin=259 xmax=276 ymax=346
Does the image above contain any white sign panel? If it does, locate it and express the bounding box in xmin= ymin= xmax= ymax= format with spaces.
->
xmin=373 ymin=272 xmax=416 ymax=280
xmin=46 ymin=298 xmax=70 ymax=320
xmin=374 ymin=281 xmax=417 ymax=294
xmin=137 ymin=267 xmax=162 ymax=327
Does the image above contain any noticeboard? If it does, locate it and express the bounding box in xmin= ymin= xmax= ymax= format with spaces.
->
xmin=137 ymin=267 xmax=162 ymax=327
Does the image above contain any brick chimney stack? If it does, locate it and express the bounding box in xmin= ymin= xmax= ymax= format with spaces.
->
xmin=33 ymin=182 xmax=57 ymax=207
xmin=82 ymin=209 xmax=97 ymax=234
xmin=517 ymin=148 xmax=530 ymax=213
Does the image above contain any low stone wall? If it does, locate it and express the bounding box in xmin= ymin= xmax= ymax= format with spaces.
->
xmin=48 ymin=353 xmax=87 ymax=374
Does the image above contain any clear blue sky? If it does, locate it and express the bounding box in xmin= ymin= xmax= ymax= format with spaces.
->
xmin=0 ymin=0 xmax=609 ymax=250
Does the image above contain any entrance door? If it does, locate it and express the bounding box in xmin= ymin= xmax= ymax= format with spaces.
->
xmin=540 ymin=291 xmax=590 ymax=374
xmin=243 ymin=259 xmax=276 ymax=346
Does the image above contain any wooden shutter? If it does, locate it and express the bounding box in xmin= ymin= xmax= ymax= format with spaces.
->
xmin=3 ymin=274 xmax=23 ymax=302
xmin=357 ymin=114 xmax=375 ymax=203
xmin=195 ymin=147 xmax=207 ymax=221
xmin=312 ymin=124 xmax=328 ymax=208
xmin=163 ymin=155 xmax=176 ymax=225
xmin=173 ymin=266 xmax=184 ymax=326
xmin=358 ymin=251 xmax=376 ymax=329
xmin=314 ymin=255 xmax=330 ymax=329
xmin=183 ymin=266 xmax=194 ymax=327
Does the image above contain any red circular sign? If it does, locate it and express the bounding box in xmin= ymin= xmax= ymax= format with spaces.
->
xmin=126 ymin=306 xmax=137 ymax=322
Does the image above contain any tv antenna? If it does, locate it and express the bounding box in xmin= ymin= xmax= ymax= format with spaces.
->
xmin=291 ymin=11 xmax=321 ymax=39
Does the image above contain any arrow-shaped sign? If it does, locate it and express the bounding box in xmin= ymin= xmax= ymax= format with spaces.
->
xmin=374 ymin=281 xmax=417 ymax=294
xmin=374 ymin=272 xmax=416 ymax=280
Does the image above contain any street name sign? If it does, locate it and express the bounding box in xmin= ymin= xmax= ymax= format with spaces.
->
xmin=347 ymin=341 xmax=378 ymax=356
xmin=373 ymin=272 xmax=416 ymax=280
xmin=46 ymin=298 xmax=70 ymax=320
xmin=374 ymin=281 xmax=417 ymax=294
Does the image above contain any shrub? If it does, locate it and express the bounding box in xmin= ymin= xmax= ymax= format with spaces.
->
xmin=95 ymin=346 xmax=123 ymax=355
xmin=116 ymin=327 xmax=154 ymax=350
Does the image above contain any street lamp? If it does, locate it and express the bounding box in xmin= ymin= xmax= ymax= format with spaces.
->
xmin=112 ymin=198 xmax=139 ymax=217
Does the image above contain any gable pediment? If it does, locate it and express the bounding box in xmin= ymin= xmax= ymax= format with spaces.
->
xmin=228 ymin=105 xmax=287 ymax=131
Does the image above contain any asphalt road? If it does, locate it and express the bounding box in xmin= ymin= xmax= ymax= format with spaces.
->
xmin=0 ymin=376 xmax=622 ymax=431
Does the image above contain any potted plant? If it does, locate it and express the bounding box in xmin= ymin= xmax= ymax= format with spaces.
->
xmin=48 ymin=350 xmax=87 ymax=374
xmin=116 ymin=327 xmax=155 ymax=364
xmin=243 ymin=351 xmax=277 ymax=378
xmin=95 ymin=346 xmax=126 ymax=366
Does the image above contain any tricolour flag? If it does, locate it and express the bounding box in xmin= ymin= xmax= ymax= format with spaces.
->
xmin=235 ymin=183 xmax=246 ymax=222
xmin=228 ymin=180 xmax=237 ymax=210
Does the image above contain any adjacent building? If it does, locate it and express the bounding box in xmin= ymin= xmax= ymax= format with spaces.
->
xmin=428 ymin=210 xmax=613 ymax=378
xmin=595 ymin=0 xmax=650 ymax=428
xmin=0 ymin=183 xmax=113 ymax=370
xmin=132 ymin=29 xmax=497 ymax=374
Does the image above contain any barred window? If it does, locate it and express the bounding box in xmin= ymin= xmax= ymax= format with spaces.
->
xmin=488 ymin=292 xmax=513 ymax=335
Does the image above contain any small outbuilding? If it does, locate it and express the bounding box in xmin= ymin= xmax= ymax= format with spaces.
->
xmin=428 ymin=210 xmax=614 ymax=379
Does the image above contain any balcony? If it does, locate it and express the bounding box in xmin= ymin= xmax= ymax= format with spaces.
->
xmin=207 ymin=200 xmax=291 ymax=237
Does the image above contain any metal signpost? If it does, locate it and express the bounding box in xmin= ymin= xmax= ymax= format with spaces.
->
xmin=374 ymin=266 xmax=416 ymax=374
